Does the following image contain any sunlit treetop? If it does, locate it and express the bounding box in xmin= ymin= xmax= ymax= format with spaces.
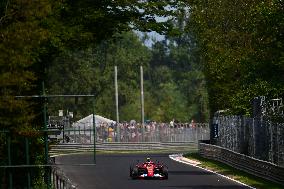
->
xmin=57 ymin=0 xmax=186 ymax=42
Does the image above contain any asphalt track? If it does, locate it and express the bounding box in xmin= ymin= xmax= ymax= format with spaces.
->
xmin=55 ymin=153 xmax=251 ymax=189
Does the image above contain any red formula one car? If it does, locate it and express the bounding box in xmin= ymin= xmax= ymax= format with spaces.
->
xmin=130 ymin=158 xmax=168 ymax=179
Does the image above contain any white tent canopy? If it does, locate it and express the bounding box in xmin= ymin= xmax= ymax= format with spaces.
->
xmin=72 ymin=114 xmax=115 ymax=129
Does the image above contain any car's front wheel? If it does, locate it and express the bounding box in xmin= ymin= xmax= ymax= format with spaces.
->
xmin=130 ymin=167 xmax=139 ymax=179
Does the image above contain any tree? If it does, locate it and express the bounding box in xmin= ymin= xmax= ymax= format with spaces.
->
xmin=0 ymin=1 xmax=54 ymax=187
xmin=144 ymin=3 xmax=210 ymax=122
xmin=187 ymin=0 xmax=284 ymax=116
xmin=151 ymin=82 xmax=188 ymax=122
xmin=46 ymin=31 xmax=152 ymax=121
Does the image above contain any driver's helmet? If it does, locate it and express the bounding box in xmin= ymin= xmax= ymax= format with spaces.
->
xmin=146 ymin=157 xmax=151 ymax=163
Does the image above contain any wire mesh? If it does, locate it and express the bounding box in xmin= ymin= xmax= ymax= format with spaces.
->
xmin=215 ymin=97 xmax=284 ymax=167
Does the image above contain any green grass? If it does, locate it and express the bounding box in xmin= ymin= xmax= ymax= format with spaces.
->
xmin=184 ymin=153 xmax=283 ymax=189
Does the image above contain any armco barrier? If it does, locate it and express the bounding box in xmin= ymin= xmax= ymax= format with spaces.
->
xmin=50 ymin=157 xmax=77 ymax=189
xmin=51 ymin=166 xmax=77 ymax=189
xmin=50 ymin=142 xmax=197 ymax=155
xmin=199 ymin=143 xmax=284 ymax=185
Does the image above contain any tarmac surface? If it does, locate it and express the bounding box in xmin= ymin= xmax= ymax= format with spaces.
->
xmin=55 ymin=153 xmax=251 ymax=189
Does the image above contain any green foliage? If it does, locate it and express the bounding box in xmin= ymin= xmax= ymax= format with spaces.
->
xmin=143 ymin=5 xmax=210 ymax=122
xmin=0 ymin=3 xmax=51 ymax=184
xmin=151 ymin=82 xmax=188 ymax=122
xmin=46 ymin=31 xmax=151 ymax=121
xmin=187 ymin=0 xmax=284 ymax=116
xmin=145 ymin=39 xmax=209 ymax=122
xmin=45 ymin=26 xmax=210 ymax=123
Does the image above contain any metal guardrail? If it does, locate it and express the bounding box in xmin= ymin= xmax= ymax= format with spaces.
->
xmin=50 ymin=142 xmax=198 ymax=155
xmin=49 ymin=157 xmax=78 ymax=189
xmin=199 ymin=143 xmax=284 ymax=185
xmin=51 ymin=166 xmax=77 ymax=189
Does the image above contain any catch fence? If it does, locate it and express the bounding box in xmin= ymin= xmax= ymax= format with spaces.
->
xmin=213 ymin=96 xmax=284 ymax=167
xmin=65 ymin=122 xmax=210 ymax=143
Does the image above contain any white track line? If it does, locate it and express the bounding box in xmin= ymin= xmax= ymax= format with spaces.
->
xmin=169 ymin=154 xmax=255 ymax=189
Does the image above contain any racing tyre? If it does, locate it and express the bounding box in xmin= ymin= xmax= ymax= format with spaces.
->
xmin=162 ymin=167 xmax=168 ymax=179
xmin=130 ymin=166 xmax=133 ymax=177
xmin=131 ymin=167 xmax=139 ymax=179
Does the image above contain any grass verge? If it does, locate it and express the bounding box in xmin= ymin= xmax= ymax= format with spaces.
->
xmin=184 ymin=152 xmax=283 ymax=189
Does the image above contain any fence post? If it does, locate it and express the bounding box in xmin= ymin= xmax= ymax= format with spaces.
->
xmin=42 ymin=82 xmax=51 ymax=189
xmin=7 ymin=133 xmax=12 ymax=189
xmin=79 ymin=127 xmax=81 ymax=143
xmin=25 ymin=137 xmax=31 ymax=189
xmin=92 ymin=100 xmax=96 ymax=164
xmin=56 ymin=174 xmax=59 ymax=189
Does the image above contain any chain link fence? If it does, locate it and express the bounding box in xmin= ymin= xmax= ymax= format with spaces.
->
xmin=64 ymin=122 xmax=210 ymax=144
xmin=215 ymin=97 xmax=284 ymax=167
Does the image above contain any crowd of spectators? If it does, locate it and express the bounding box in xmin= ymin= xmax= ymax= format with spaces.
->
xmin=95 ymin=120 xmax=209 ymax=142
